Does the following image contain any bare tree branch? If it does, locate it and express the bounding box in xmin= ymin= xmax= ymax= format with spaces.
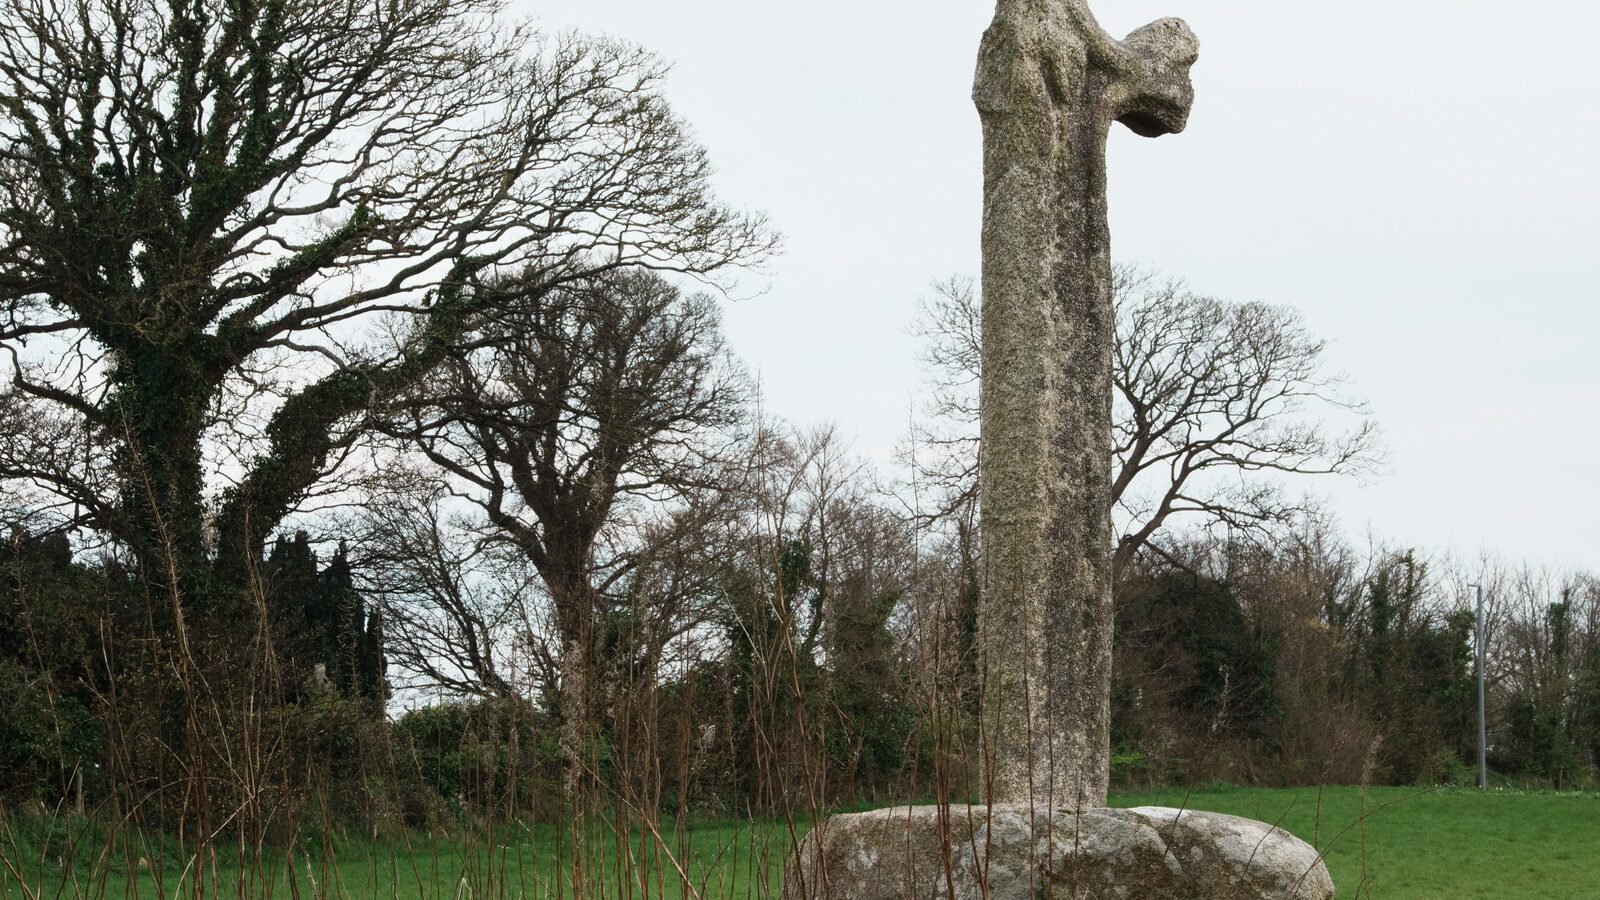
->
xmin=905 ymin=265 xmax=1384 ymax=580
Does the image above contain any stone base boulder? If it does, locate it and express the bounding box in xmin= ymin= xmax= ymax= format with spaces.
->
xmin=782 ymin=805 xmax=1333 ymax=899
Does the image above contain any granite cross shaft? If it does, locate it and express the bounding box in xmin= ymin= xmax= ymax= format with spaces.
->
xmin=974 ymin=0 xmax=1199 ymax=810
xmin=783 ymin=12 xmax=1334 ymax=896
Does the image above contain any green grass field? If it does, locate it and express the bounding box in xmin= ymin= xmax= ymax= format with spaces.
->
xmin=1109 ymin=786 xmax=1600 ymax=899
xmin=5 ymin=786 xmax=1597 ymax=898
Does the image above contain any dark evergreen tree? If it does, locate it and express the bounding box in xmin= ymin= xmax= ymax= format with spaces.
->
xmin=357 ymin=608 xmax=387 ymax=709
xmin=319 ymin=541 xmax=363 ymax=694
xmin=0 ymin=530 xmax=101 ymax=805
xmin=265 ymin=533 xmax=384 ymax=704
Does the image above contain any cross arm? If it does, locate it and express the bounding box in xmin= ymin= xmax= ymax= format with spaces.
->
xmin=1003 ymin=1 xmax=1200 ymax=137
xmin=1108 ymin=18 xmax=1200 ymax=137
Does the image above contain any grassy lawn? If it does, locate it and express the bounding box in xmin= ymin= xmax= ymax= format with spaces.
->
xmin=1109 ymin=785 xmax=1600 ymax=899
xmin=4 ymin=786 xmax=1597 ymax=898
xmin=2 ymin=816 xmax=807 ymax=899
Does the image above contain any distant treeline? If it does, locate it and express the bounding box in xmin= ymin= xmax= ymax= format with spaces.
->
xmin=2 ymin=500 xmax=1597 ymax=836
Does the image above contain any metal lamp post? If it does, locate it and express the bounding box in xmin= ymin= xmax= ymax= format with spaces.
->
xmin=1471 ymin=582 xmax=1486 ymax=789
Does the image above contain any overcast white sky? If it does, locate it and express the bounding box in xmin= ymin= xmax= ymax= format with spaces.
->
xmin=527 ymin=0 xmax=1600 ymax=572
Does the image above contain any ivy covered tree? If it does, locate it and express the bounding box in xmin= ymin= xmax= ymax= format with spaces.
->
xmin=1115 ymin=572 xmax=1280 ymax=745
xmin=1338 ymin=552 xmax=1476 ymax=782
xmin=0 ymin=0 xmax=773 ymax=622
xmin=827 ymin=582 xmax=912 ymax=800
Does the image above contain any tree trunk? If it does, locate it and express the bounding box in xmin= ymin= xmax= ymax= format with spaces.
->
xmin=549 ymin=573 xmax=601 ymax=801
xmin=112 ymin=346 xmax=213 ymax=612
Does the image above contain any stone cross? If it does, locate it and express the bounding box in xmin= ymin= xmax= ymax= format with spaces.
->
xmin=974 ymin=0 xmax=1198 ymax=809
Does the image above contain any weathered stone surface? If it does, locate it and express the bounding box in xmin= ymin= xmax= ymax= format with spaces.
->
xmin=974 ymin=0 xmax=1200 ymax=809
xmin=783 ymin=805 xmax=1333 ymax=900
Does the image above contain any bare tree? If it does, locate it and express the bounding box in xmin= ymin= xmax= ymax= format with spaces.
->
xmin=0 ymin=0 xmax=774 ymax=611
xmin=907 ymin=265 xmax=1381 ymax=578
xmin=902 ymin=276 xmax=983 ymax=531
xmin=376 ymin=266 xmax=747 ymax=784
xmin=352 ymin=454 xmax=747 ymax=714
xmin=347 ymin=468 xmax=529 ymax=701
